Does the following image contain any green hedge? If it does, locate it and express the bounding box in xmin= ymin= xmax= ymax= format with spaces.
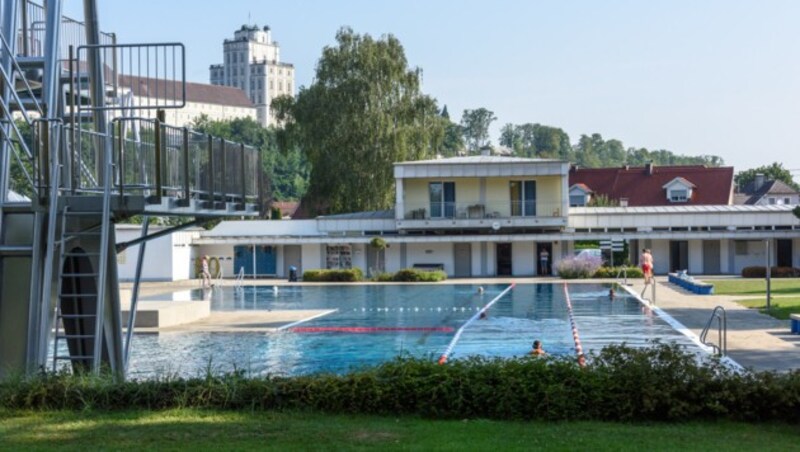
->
xmin=593 ymin=266 xmax=644 ymax=279
xmin=302 ymin=268 xmax=364 ymax=282
xmin=392 ymin=268 xmax=447 ymax=282
xmin=741 ymin=266 xmax=800 ymax=278
xmin=2 ymin=344 xmax=799 ymax=422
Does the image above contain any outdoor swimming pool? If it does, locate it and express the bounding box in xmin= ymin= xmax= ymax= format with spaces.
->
xmin=121 ymin=283 xmax=703 ymax=378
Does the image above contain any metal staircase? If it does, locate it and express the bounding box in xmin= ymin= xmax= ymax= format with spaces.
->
xmin=1 ymin=0 xmax=263 ymax=380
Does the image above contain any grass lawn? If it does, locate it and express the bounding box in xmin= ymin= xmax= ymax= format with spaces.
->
xmin=734 ymin=297 xmax=800 ymax=320
xmin=1 ymin=409 xmax=799 ymax=451
xmin=703 ymin=278 xmax=800 ymax=296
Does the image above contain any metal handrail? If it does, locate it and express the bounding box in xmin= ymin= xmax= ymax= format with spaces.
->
xmin=615 ymin=267 xmax=629 ymax=285
xmin=0 ymin=29 xmax=44 ymax=118
xmin=235 ymin=266 xmax=245 ymax=289
xmin=700 ymin=306 xmax=727 ymax=357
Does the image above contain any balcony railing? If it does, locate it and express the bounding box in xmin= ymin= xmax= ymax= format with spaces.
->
xmin=401 ymin=200 xmax=564 ymax=220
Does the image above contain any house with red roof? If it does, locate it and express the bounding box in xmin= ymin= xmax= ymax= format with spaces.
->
xmin=568 ymin=163 xmax=734 ymax=207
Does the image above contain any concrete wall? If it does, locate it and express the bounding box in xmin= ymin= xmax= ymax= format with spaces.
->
xmin=116 ymin=227 xmax=173 ymax=281
xmin=732 ymin=240 xmax=768 ymax=274
xmin=688 ymin=239 xmax=703 ymax=274
xmin=512 ymin=241 xmax=535 ymax=276
xmin=405 ymin=243 xmax=455 ymax=275
xmin=301 ymin=244 xmax=323 ymax=273
xmin=196 ymin=244 xmax=235 ymax=278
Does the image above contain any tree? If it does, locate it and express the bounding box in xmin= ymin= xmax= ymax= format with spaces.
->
xmin=440 ymin=105 xmax=450 ymax=120
xmin=734 ymin=162 xmax=800 ymax=191
xmin=272 ymin=27 xmax=443 ymax=215
xmin=460 ymin=108 xmax=496 ymax=153
xmin=793 ymin=205 xmax=800 ymax=220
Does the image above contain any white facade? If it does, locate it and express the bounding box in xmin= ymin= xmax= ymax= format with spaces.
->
xmin=116 ymin=225 xmax=201 ymax=282
xmin=209 ymin=25 xmax=295 ymax=127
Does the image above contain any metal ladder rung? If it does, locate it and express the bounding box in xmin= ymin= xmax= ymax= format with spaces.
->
xmin=61 ymin=272 xmax=98 ymax=277
xmin=63 ymin=252 xmax=100 ymax=257
xmin=58 ymin=313 xmax=97 ymax=318
xmin=65 ymin=211 xmax=104 ymax=216
xmin=56 ymin=334 xmax=95 ymax=339
xmin=54 ymin=355 xmax=92 ymax=360
xmin=59 ymin=293 xmax=98 ymax=298
xmin=67 ymin=231 xmax=101 ymax=237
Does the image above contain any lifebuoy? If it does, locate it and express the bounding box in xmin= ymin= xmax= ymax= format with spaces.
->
xmin=195 ymin=256 xmax=222 ymax=278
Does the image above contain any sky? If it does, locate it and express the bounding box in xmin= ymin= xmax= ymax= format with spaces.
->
xmin=65 ymin=0 xmax=800 ymax=175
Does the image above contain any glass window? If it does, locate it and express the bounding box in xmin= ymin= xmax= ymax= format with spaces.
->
xmin=326 ymin=245 xmax=352 ymax=269
xmin=429 ymin=181 xmax=455 ymax=218
xmin=510 ymin=180 xmax=536 ymax=216
xmin=569 ymin=194 xmax=585 ymax=207
xmin=670 ymin=189 xmax=688 ymax=202
xmin=785 ymin=198 xmax=791 ymax=204
xmin=768 ymin=197 xmax=776 ymax=205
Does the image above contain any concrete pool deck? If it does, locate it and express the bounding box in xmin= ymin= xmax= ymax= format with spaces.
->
xmin=121 ymin=277 xmax=799 ymax=372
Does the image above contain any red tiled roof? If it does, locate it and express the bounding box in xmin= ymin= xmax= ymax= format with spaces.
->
xmin=569 ymin=165 xmax=734 ymax=206
xmin=119 ymin=75 xmax=254 ymax=108
xmin=273 ymin=201 xmax=299 ymax=217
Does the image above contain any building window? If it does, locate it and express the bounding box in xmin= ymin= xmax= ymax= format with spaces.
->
xmin=785 ymin=198 xmax=791 ymax=204
xmin=669 ymin=189 xmax=688 ymax=202
xmin=429 ymin=181 xmax=455 ymax=218
xmin=569 ymin=194 xmax=585 ymax=207
xmin=326 ymin=245 xmax=352 ymax=269
xmin=510 ymin=180 xmax=536 ymax=216
xmin=769 ymin=197 xmax=776 ymax=205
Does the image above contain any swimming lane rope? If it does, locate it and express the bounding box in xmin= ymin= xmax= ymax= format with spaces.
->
xmin=562 ymin=283 xmax=586 ymax=367
xmin=437 ymin=283 xmax=516 ymax=364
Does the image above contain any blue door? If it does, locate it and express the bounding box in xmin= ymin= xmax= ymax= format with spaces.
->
xmin=256 ymin=245 xmax=277 ymax=275
xmin=234 ymin=246 xmax=253 ymax=275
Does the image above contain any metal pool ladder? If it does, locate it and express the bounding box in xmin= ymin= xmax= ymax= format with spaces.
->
xmin=235 ymin=266 xmax=245 ymax=290
xmin=700 ymin=306 xmax=727 ymax=356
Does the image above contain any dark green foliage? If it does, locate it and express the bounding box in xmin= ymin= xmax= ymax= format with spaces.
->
xmin=1 ymin=344 xmax=799 ymax=423
xmin=460 ymin=108 xmax=497 ymax=153
xmin=390 ymin=268 xmax=447 ymax=282
xmin=741 ymin=266 xmax=800 ymax=278
xmin=302 ymin=268 xmax=364 ymax=282
xmin=794 ymin=205 xmax=800 ymax=221
xmin=735 ymin=162 xmax=800 ymax=191
xmin=593 ymin=266 xmax=644 ymax=279
xmin=270 ymin=207 xmax=283 ymax=220
xmin=369 ymin=237 xmax=387 ymax=250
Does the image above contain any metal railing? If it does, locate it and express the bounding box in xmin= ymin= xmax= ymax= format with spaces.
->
xmin=235 ymin=266 xmax=245 ymax=289
xmin=700 ymin=306 xmax=727 ymax=357
xmin=63 ymin=118 xmax=260 ymax=208
xmin=401 ymin=200 xmax=564 ymax=220
xmin=18 ymin=1 xmax=116 ymax=60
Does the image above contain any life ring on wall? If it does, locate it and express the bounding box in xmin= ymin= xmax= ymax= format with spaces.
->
xmin=195 ymin=256 xmax=222 ymax=278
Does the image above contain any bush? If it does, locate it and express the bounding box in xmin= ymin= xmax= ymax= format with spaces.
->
xmin=392 ymin=268 xmax=447 ymax=282
xmin=2 ymin=344 xmax=800 ymax=423
xmin=302 ymin=268 xmax=364 ymax=282
xmin=370 ymin=271 xmax=394 ymax=282
xmin=593 ymin=266 xmax=643 ymax=279
xmin=741 ymin=266 xmax=800 ymax=278
xmin=556 ymin=255 xmax=602 ymax=279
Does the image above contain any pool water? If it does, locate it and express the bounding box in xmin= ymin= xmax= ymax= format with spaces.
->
xmin=121 ymin=283 xmax=701 ymax=378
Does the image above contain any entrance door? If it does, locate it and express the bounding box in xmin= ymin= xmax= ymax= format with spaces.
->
xmin=536 ymin=242 xmax=553 ymax=276
xmin=283 ymin=245 xmax=302 ymax=278
xmin=453 ymin=243 xmax=472 ymax=277
xmin=255 ymin=246 xmax=277 ymax=275
xmin=496 ymin=243 xmax=512 ymax=276
xmin=669 ymin=241 xmax=689 ymax=272
xmin=702 ymin=240 xmax=721 ymax=274
xmin=777 ymin=239 xmax=793 ymax=267
xmin=234 ymin=245 xmax=253 ymax=275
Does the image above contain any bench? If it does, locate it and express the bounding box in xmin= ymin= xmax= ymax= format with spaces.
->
xmin=791 ymin=314 xmax=800 ymax=335
xmin=668 ymin=272 xmax=714 ymax=295
xmin=412 ymin=263 xmax=444 ymax=271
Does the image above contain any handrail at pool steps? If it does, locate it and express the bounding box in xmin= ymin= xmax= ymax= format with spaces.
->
xmin=700 ymin=306 xmax=727 ymax=356
xmin=668 ymin=271 xmax=714 ymax=295
xmin=235 ymin=266 xmax=245 ymax=290
xmin=438 ymin=283 xmax=516 ymax=364
xmin=615 ymin=267 xmax=630 ymax=286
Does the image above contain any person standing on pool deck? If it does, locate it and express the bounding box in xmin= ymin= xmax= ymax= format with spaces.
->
xmin=201 ymin=255 xmax=212 ymax=288
xmin=539 ymin=248 xmax=550 ymax=276
xmin=640 ymin=249 xmax=653 ymax=297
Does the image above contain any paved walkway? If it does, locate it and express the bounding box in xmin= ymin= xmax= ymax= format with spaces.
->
xmin=627 ymin=277 xmax=800 ymax=372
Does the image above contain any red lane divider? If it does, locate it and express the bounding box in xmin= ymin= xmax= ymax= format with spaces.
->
xmin=563 ymin=283 xmax=586 ymax=367
xmin=291 ymin=326 xmax=454 ymax=333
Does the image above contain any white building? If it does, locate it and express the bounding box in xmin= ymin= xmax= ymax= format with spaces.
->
xmin=118 ymin=75 xmax=257 ymax=126
xmin=209 ymin=25 xmax=295 ymax=127
xmin=116 ymin=156 xmax=800 ymax=281
xmin=116 ymin=225 xmax=202 ymax=282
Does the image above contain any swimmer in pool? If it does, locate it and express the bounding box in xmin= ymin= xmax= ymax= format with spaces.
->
xmin=477 ymin=286 xmax=485 ymax=295
xmin=531 ymin=340 xmax=546 ymax=356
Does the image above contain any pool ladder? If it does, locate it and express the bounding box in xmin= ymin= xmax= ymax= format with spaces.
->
xmin=700 ymin=306 xmax=727 ymax=357
xmin=234 ymin=266 xmax=245 ymax=290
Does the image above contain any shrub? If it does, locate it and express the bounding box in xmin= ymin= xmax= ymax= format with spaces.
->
xmin=371 ymin=271 xmax=394 ymax=282
xmin=369 ymin=237 xmax=387 ymax=250
xmin=302 ymin=268 xmax=364 ymax=282
xmin=392 ymin=268 xmax=447 ymax=282
xmin=556 ymin=255 xmax=602 ymax=279
xmin=593 ymin=266 xmax=643 ymax=279
xmin=741 ymin=266 xmax=800 ymax=278
xmin=2 ymin=344 xmax=800 ymax=423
